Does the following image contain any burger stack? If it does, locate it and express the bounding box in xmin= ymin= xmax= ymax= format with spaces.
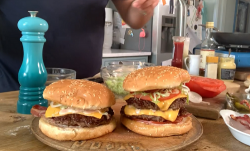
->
xmin=32 ymin=66 xmax=193 ymax=141
xmin=120 ymin=66 xmax=192 ymax=137
xmin=32 ymin=79 xmax=116 ymax=141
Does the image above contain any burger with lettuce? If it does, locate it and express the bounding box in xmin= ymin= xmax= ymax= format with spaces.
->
xmin=31 ymin=79 xmax=116 ymax=141
xmin=120 ymin=66 xmax=192 ymax=137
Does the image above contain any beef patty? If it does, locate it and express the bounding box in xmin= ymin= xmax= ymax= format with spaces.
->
xmin=125 ymin=97 xmax=186 ymax=110
xmin=120 ymin=106 xmax=189 ymax=122
xmin=48 ymin=107 xmax=114 ymax=128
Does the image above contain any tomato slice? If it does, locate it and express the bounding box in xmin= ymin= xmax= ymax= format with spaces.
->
xmin=133 ymin=94 xmax=152 ymax=101
xmin=190 ymin=76 xmax=224 ymax=88
xmin=201 ymin=84 xmax=226 ymax=93
xmin=133 ymin=90 xmax=181 ymax=102
xmin=158 ymin=92 xmax=180 ymax=101
xmin=185 ymin=76 xmax=226 ymax=98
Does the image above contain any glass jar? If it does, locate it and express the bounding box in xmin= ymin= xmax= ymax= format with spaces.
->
xmin=172 ymin=36 xmax=186 ymax=68
xmin=218 ymin=57 xmax=236 ymax=82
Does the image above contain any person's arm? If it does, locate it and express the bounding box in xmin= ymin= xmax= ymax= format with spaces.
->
xmin=112 ymin=0 xmax=159 ymax=29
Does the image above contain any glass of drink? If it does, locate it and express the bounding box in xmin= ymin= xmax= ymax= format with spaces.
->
xmin=172 ymin=36 xmax=186 ymax=68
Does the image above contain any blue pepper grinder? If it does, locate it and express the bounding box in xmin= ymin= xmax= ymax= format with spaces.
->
xmin=17 ymin=11 xmax=49 ymax=114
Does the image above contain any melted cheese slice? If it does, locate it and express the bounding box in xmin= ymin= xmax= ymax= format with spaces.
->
xmin=124 ymin=93 xmax=187 ymax=111
xmin=45 ymin=106 xmax=103 ymax=119
xmin=124 ymin=105 xmax=179 ymax=122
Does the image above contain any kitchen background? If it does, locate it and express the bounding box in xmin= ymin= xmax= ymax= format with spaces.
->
xmin=102 ymin=0 xmax=250 ymax=67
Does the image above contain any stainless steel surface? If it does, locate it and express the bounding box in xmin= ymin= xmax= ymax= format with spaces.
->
xmin=151 ymin=3 xmax=176 ymax=65
xmin=28 ymin=11 xmax=38 ymax=17
xmin=151 ymin=1 xmax=188 ymax=65
xmin=175 ymin=0 xmax=187 ymax=36
xmin=211 ymin=32 xmax=250 ymax=46
xmin=228 ymin=48 xmax=231 ymax=57
xmin=102 ymin=49 xmax=151 ymax=58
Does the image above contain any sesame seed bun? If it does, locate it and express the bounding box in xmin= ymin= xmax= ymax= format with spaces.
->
xmin=39 ymin=116 xmax=116 ymax=141
xmin=123 ymin=66 xmax=190 ymax=92
xmin=120 ymin=115 xmax=192 ymax=137
xmin=43 ymin=79 xmax=116 ymax=110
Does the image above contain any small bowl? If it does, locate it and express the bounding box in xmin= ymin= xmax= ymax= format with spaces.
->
xmin=226 ymin=93 xmax=250 ymax=114
xmin=220 ymin=110 xmax=250 ymax=146
xmin=101 ymin=61 xmax=155 ymax=99
xmin=46 ymin=68 xmax=76 ymax=86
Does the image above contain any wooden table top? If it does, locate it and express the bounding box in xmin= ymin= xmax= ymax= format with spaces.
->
xmin=0 ymin=81 xmax=250 ymax=151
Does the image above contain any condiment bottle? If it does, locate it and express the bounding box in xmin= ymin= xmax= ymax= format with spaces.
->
xmin=199 ymin=22 xmax=216 ymax=76
xmin=205 ymin=56 xmax=218 ymax=79
xmin=218 ymin=57 xmax=236 ymax=82
xmin=172 ymin=36 xmax=186 ymax=68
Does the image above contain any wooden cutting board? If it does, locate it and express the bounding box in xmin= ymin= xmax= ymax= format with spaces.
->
xmin=185 ymin=82 xmax=241 ymax=120
xmin=31 ymin=101 xmax=203 ymax=151
xmin=234 ymin=71 xmax=250 ymax=81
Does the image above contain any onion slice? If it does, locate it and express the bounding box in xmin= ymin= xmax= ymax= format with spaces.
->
xmin=50 ymin=102 xmax=63 ymax=108
xmin=182 ymin=85 xmax=190 ymax=94
xmin=188 ymin=91 xmax=203 ymax=104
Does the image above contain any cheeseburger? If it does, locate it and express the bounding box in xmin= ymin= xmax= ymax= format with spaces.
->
xmin=120 ymin=66 xmax=192 ymax=137
xmin=32 ymin=79 xmax=116 ymax=141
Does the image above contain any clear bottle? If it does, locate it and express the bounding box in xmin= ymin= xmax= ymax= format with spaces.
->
xmin=200 ymin=22 xmax=216 ymax=76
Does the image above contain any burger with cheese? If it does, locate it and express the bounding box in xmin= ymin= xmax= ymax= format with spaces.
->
xmin=120 ymin=66 xmax=192 ymax=137
xmin=35 ymin=79 xmax=116 ymax=141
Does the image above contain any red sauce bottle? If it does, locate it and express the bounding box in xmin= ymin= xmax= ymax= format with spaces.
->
xmin=172 ymin=37 xmax=185 ymax=68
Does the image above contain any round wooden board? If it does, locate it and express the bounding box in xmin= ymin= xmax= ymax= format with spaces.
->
xmin=31 ymin=101 xmax=203 ymax=151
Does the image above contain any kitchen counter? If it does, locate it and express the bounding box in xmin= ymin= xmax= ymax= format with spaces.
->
xmin=102 ymin=48 xmax=151 ymax=58
xmin=0 ymin=81 xmax=250 ymax=151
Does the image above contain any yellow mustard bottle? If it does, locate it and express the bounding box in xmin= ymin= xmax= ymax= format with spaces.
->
xmin=217 ymin=57 xmax=236 ymax=82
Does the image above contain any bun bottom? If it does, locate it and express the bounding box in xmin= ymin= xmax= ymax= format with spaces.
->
xmin=39 ymin=116 xmax=116 ymax=141
xmin=120 ymin=115 xmax=192 ymax=137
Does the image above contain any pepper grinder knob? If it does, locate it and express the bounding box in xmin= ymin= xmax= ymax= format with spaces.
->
xmin=17 ymin=11 xmax=49 ymax=114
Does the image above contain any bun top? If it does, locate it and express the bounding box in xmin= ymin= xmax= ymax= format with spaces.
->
xmin=123 ymin=66 xmax=190 ymax=92
xmin=43 ymin=79 xmax=116 ymax=110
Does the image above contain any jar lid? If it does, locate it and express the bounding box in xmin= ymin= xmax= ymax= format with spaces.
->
xmin=18 ymin=11 xmax=48 ymax=33
xmin=206 ymin=56 xmax=218 ymax=63
xmin=206 ymin=22 xmax=214 ymax=28
xmin=220 ymin=57 xmax=235 ymax=62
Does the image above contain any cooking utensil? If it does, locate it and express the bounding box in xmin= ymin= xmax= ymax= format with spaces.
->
xmin=211 ymin=32 xmax=250 ymax=46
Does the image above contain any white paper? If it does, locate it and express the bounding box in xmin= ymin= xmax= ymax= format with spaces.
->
xmin=162 ymin=59 xmax=172 ymax=66
xmin=186 ymin=27 xmax=201 ymax=54
xmin=119 ymin=28 xmax=126 ymax=41
xmin=113 ymin=12 xmax=129 ymax=44
xmin=119 ymin=38 xmax=125 ymax=44
xmin=113 ymin=12 xmax=122 ymax=29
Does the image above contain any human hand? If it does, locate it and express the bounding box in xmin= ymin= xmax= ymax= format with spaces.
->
xmin=132 ymin=0 xmax=159 ymax=15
